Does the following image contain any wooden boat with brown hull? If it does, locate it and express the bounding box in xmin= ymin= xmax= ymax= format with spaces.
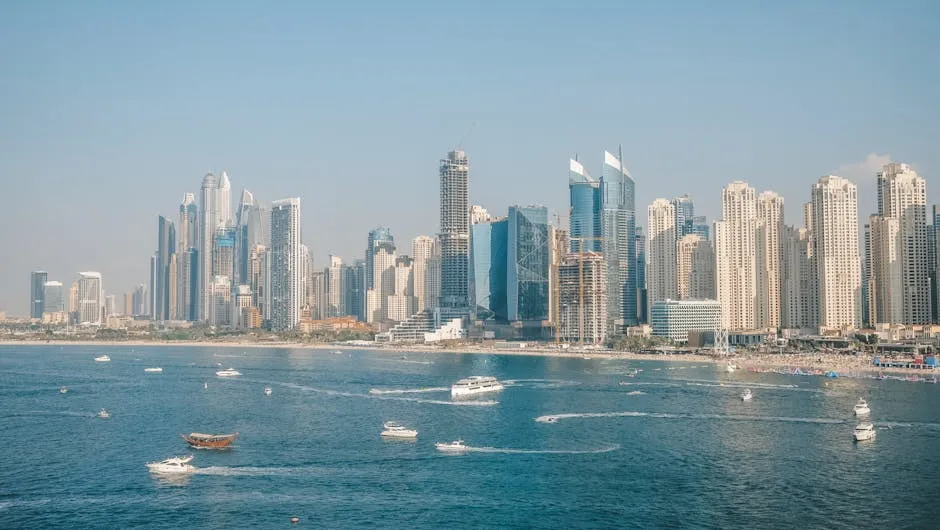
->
xmin=181 ymin=432 xmax=238 ymax=449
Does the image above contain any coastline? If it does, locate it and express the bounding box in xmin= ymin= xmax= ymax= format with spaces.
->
xmin=1 ymin=339 xmax=935 ymax=378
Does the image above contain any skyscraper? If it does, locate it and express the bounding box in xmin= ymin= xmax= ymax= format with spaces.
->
xmin=756 ymin=191 xmax=784 ymax=329
xmin=366 ymin=227 xmax=395 ymax=292
xmin=647 ymin=199 xmax=677 ymax=319
xmin=507 ymin=205 xmax=550 ymax=322
xmin=673 ymin=195 xmax=695 ymax=238
xmin=77 ymin=272 xmax=103 ymax=326
xmin=326 ymin=255 xmax=346 ymax=317
xmin=217 ymin=171 xmax=233 ymax=228
xmin=558 ymin=253 xmax=608 ymax=344
xmin=568 ymin=158 xmax=601 ymax=253
xmin=346 ymin=259 xmax=366 ymax=321
xmin=43 ymin=280 xmax=64 ymax=313
xmin=600 ymin=149 xmax=637 ymax=328
xmin=869 ymin=163 xmax=929 ymax=324
xmin=635 ymin=225 xmax=647 ymax=324
xmin=366 ymin=244 xmax=396 ymax=323
xmin=782 ymin=225 xmax=818 ymax=330
xmin=677 ymin=234 xmax=715 ymax=300
xmin=269 ymin=198 xmax=302 ymax=331
xmin=412 ymin=235 xmax=438 ymax=312
xmin=30 ymin=271 xmax=47 ymax=319
xmin=154 ymin=215 xmax=176 ymax=321
xmin=235 ymin=189 xmax=266 ymax=287
xmin=177 ymin=193 xmax=198 ymax=320
xmin=199 ymin=173 xmax=220 ymax=321
xmin=470 ymin=217 xmax=508 ymax=321
xmin=812 ymin=176 xmax=861 ymax=329
xmin=714 ymin=181 xmax=758 ymax=330
xmin=439 ymin=149 xmax=470 ymax=310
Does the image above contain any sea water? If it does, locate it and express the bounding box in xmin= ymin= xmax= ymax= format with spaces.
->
xmin=1 ymin=345 xmax=938 ymax=529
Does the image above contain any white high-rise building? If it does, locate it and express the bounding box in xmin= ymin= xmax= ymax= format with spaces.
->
xmin=217 ymin=171 xmax=233 ymax=228
xmin=869 ymin=163 xmax=929 ymax=324
xmin=209 ymin=275 xmax=232 ymax=327
xmin=812 ymin=176 xmax=861 ymax=329
xmin=412 ymin=235 xmax=438 ymax=311
xmin=756 ymin=191 xmax=784 ymax=329
xmin=676 ymin=234 xmax=715 ymax=300
xmin=647 ymin=198 xmax=677 ymax=320
xmin=77 ymin=272 xmax=103 ymax=326
xmin=326 ymin=255 xmax=345 ymax=317
xmin=439 ymin=149 xmax=470 ymax=309
xmin=558 ymin=252 xmax=608 ymax=344
xmin=43 ymin=281 xmax=65 ymax=313
xmin=714 ymin=181 xmax=757 ymax=330
xmin=199 ymin=173 xmax=219 ymax=321
xmin=366 ymin=245 xmax=396 ymax=322
xmin=269 ymin=198 xmax=302 ymax=331
xmin=387 ymin=256 xmax=415 ymax=322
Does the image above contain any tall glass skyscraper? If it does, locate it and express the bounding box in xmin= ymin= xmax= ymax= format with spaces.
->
xmin=154 ymin=215 xmax=176 ymax=321
xmin=673 ymin=195 xmax=695 ymax=238
xmin=269 ymin=198 xmax=302 ymax=331
xmin=470 ymin=218 xmax=508 ymax=320
xmin=439 ymin=149 xmax=470 ymax=310
xmin=507 ymin=205 xmax=550 ymax=321
xmin=235 ymin=189 xmax=266 ymax=288
xmin=366 ymin=227 xmax=395 ymax=291
xmin=569 ymin=158 xmax=601 ymax=253
xmin=600 ymin=150 xmax=637 ymax=328
xmin=30 ymin=271 xmax=47 ymax=318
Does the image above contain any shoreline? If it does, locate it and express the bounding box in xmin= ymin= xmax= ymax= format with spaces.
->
xmin=1 ymin=339 xmax=936 ymax=378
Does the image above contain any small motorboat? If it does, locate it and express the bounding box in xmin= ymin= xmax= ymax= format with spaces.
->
xmin=853 ymin=397 xmax=871 ymax=416
xmin=331 ymin=350 xmax=343 ymax=355
xmin=381 ymin=421 xmax=418 ymax=439
xmin=726 ymin=363 xmax=737 ymax=373
xmin=181 ymin=432 xmax=238 ymax=449
xmin=854 ymin=422 xmax=876 ymax=442
xmin=144 ymin=367 xmax=163 ymax=373
xmin=216 ymin=368 xmax=242 ymax=377
xmin=59 ymin=386 xmax=69 ymax=394
xmin=264 ymin=387 xmax=273 ymax=396
xmin=741 ymin=389 xmax=753 ymax=401
xmin=94 ymin=355 xmax=111 ymax=362
xmin=625 ymin=369 xmax=639 ymax=378
xmin=97 ymin=409 xmax=111 ymax=419
xmin=435 ymin=440 xmax=469 ymax=453
xmin=146 ymin=455 xmax=195 ymax=474
xmin=203 ymin=381 xmax=208 ymax=390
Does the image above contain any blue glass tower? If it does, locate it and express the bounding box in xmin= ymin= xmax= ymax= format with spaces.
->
xmin=569 ymin=158 xmax=601 ymax=253
xmin=507 ymin=205 xmax=550 ymax=322
xmin=673 ymin=195 xmax=695 ymax=238
xmin=366 ymin=227 xmax=395 ymax=290
xmin=470 ymin=218 xmax=508 ymax=320
xmin=600 ymin=149 xmax=637 ymax=328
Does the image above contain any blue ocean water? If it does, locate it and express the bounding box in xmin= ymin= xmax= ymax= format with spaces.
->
xmin=1 ymin=345 xmax=938 ymax=529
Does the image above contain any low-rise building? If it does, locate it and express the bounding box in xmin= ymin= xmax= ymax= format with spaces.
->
xmin=650 ymin=299 xmax=720 ymax=343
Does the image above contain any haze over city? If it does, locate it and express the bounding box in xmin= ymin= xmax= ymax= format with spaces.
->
xmin=2 ymin=0 xmax=938 ymax=314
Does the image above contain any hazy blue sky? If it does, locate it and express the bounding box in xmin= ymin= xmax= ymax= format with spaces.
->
xmin=2 ymin=0 xmax=938 ymax=315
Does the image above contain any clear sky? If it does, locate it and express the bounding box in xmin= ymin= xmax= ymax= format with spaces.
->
xmin=2 ymin=0 xmax=938 ymax=315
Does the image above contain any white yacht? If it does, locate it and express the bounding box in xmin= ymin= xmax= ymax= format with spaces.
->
xmin=435 ymin=440 xmax=469 ymax=453
xmin=853 ymin=397 xmax=871 ymax=416
xmin=146 ymin=455 xmax=195 ymax=474
xmin=264 ymin=386 xmax=273 ymax=396
xmin=216 ymin=368 xmax=242 ymax=377
xmin=853 ymin=422 xmax=876 ymax=442
xmin=741 ymin=388 xmax=753 ymax=401
xmin=381 ymin=421 xmax=418 ymax=439
xmin=144 ymin=367 xmax=163 ymax=373
xmin=97 ymin=409 xmax=111 ymax=419
xmin=94 ymin=355 xmax=111 ymax=362
xmin=59 ymin=386 xmax=69 ymax=394
xmin=451 ymin=376 xmax=504 ymax=397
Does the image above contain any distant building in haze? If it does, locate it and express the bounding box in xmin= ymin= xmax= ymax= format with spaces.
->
xmin=30 ymin=271 xmax=47 ymax=319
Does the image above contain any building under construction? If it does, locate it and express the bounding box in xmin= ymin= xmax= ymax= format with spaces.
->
xmin=558 ymin=252 xmax=608 ymax=344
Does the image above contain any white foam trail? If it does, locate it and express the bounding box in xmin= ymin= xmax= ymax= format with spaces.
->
xmin=280 ymin=382 xmax=497 ymax=407
xmin=626 ymin=391 xmax=645 ymax=395
xmin=369 ymin=387 xmax=448 ymax=395
xmin=536 ymin=411 xmax=847 ymax=425
xmin=195 ymin=466 xmax=317 ymax=477
xmin=465 ymin=444 xmax=620 ymax=455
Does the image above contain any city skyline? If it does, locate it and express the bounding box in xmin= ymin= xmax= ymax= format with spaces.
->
xmin=2 ymin=1 xmax=939 ymax=314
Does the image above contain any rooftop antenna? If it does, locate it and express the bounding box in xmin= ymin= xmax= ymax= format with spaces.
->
xmin=457 ymin=121 xmax=476 ymax=149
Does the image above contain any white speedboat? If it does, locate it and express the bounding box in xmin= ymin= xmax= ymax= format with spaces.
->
xmin=331 ymin=350 xmax=343 ymax=355
xmin=435 ymin=440 xmax=469 ymax=453
xmin=264 ymin=387 xmax=273 ymax=396
xmin=725 ymin=363 xmax=737 ymax=373
xmin=451 ymin=376 xmax=504 ymax=397
xmin=381 ymin=421 xmax=418 ymax=439
xmin=854 ymin=422 xmax=876 ymax=441
xmin=94 ymin=355 xmax=111 ymax=362
xmin=741 ymin=388 xmax=753 ymax=401
xmin=216 ymin=368 xmax=242 ymax=377
xmin=146 ymin=455 xmax=195 ymax=474
xmin=144 ymin=367 xmax=163 ymax=373
xmin=97 ymin=409 xmax=111 ymax=419
xmin=59 ymin=386 xmax=69 ymax=394
xmin=854 ymin=397 xmax=871 ymax=416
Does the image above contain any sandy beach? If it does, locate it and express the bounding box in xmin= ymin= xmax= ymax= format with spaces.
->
xmin=2 ymin=338 xmax=936 ymax=379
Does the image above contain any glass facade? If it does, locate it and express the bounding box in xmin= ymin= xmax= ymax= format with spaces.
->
xmin=470 ymin=219 xmax=508 ymax=320
xmin=601 ymin=150 xmax=637 ymax=327
xmin=30 ymin=271 xmax=48 ymax=319
xmin=673 ymin=195 xmax=695 ymax=238
xmin=366 ymin=227 xmax=395 ymax=291
xmin=507 ymin=206 xmax=550 ymax=321
xmin=569 ymin=159 xmax=601 ymax=253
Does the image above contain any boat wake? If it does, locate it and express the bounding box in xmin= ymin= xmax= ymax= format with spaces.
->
xmin=676 ymin=378 xmax=799 ymax=389
xmin=195 ymin=466 xmax=318 ymax=477
xmin=503 ymin=379 xmax=579 ymax=389
xmin=536 ymin=411 xmax=848 ymax=425
xmin=368 ymin=387 xmax=448 ymax=395
xmin=464 ymin=444 xmax=620 ymax=455
xmin=278 ymin=381 xmax=497 ymax=407
xmin=626 ymin=391 xmax=646 ymax=395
